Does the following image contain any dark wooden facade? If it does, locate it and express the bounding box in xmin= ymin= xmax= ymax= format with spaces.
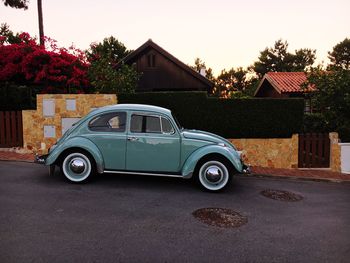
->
xmin=254 ymin=79 xmax=290 ymax=98
xmin=121 ymin=40 xmax=214 ymax=92
xmin=254 ymin=72 xmax=312 ymax=112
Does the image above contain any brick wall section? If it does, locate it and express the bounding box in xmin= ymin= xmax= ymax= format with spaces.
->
xmin=22 ymin=94 xmax=117 ymax=154
xmin=229 ymin=134 xmax=299 ymax=169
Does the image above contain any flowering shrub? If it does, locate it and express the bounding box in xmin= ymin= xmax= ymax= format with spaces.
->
xmin=0 ymin=32 xmax=89 ymax=93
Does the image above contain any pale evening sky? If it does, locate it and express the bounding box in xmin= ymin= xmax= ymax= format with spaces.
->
xmin=1 ymin=0 xmax=349 ymax=75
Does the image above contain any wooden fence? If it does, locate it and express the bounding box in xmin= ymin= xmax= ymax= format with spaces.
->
xmin=0 ymin=111 xmax=23 ymax=147
xmin=298 ymin=133 xmax=330 ymax=168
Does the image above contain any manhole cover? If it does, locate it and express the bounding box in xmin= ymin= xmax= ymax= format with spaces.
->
xmin=192 ymin=208 xmax=247 ymax=228
xmin=261 ymin=189 xmax=303 ymax=202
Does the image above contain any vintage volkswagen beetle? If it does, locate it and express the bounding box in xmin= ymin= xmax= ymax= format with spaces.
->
xmin=36 ymin=104 xmax=249 ymax=191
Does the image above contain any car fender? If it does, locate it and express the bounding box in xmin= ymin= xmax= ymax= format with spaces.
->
xmin=181 ymin=145 xmax=243 ymax=178
xmin=45 ymin=136 xmax=104 ymax=173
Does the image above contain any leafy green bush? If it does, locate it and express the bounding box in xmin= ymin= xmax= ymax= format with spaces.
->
xmin=302 ymin=113 xmax=331 ymax=133
xmin=305 ymin=68 xmax=350 ymax=142
xmin=118 ymin=92 xmax=304 ymax=138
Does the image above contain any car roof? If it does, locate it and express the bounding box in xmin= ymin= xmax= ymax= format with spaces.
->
xmin=89 ymin=104 xmax=172 ymax=116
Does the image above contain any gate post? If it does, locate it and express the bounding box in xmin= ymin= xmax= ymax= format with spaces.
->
xmin=329 ymin=132 xmax=341 ymax=172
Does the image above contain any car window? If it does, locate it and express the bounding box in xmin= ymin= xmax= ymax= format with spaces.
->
xmin=161 ymin=117 xmax=174 ymax=134
xmin=145 ymin=116 xmax=161 ymax=133
xmin=89 ymin=112 xmax=126 ymax=132
xmin=130 ymin=114 xmax=173 ymax=134
xmin=130 ymin=115 xmax=143 ymax=133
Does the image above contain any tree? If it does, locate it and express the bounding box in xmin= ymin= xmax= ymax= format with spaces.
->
xmin=37 ymin=0 xmax=44 ymax=46
xmin=2 ymin=0 xmax=44 ymax=46
xmin=190 ymin=57 xmax=215 ymax=83
xmin=88 ymin=58 xmax=139 ymax=94
xmin=0 ymin=23 xmax=22 ymax=44
xmin=86 ymin=36 xmax=130 ymax=63
xmin=86 ymin=36 xmax=139 ymax=93
xmin=252 ymin=39 xmax=316 ymax=78
xmin=213 ymin=67 xmax=258 ymax=98
xmin=328 ymin=37 xmax=350 ymax=70
xmin=215 ymin=67 xmax=246 ymax=97
xmin=305 ymin=68 xmax=350 ymax=142
xmin=1 ymin=0 xmax=28 ymax=9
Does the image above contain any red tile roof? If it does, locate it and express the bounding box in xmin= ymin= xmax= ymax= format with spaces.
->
xmin=264 ymin=72 xmax=312 ymax=93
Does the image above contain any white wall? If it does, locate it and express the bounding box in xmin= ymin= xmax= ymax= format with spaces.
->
xmin=339 ymin=143 xmax=350 ymax=174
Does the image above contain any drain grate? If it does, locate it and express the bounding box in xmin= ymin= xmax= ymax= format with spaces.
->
xmin=193 ymin=208 xmax=247 ymax=228
xmin=261 ymin=189 xmax=303 ymax=202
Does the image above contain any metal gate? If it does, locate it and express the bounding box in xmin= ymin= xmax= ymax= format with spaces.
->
xmin=298 ymin=133 xmax=330 ymax=168
xmin=0 ymin=111 xmax=23 ymax=147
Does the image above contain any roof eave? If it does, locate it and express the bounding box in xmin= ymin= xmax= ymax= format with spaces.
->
xmin=254 ymin=74 xmax=282 ymax=96
xmin=119 ymin=39 xmax=214 ymax=88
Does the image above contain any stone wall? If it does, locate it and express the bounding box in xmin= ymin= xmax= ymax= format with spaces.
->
xmin=230 ymin=133 xmax=341 ymax=172
xmin=22 ymin=94 xmax=117 ymax=154
xmin=229 ymin=134 xmax=299 ymax=169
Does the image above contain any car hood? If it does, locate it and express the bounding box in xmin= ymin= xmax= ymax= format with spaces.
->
xmin=182 ymin=129 xmax=236 ymax=149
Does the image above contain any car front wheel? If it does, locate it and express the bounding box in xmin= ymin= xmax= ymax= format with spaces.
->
xmin=61 ymin=152 xmax=94 ymax=183
xmin=197 ymin=159 xmax=232 ymax=192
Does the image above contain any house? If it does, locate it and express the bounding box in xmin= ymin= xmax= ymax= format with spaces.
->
xmin=120 ymin=39 xmax=214 ymax=93
xmin=254 ymin=72 xmax=314 ymax=112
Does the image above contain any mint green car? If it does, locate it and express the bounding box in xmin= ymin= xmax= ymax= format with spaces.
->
xmin=36 ymin=104 xmax=249 ymax=192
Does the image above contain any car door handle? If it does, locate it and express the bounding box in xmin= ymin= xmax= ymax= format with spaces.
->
xmin=127 ymin=136 xmax=139 ymax=141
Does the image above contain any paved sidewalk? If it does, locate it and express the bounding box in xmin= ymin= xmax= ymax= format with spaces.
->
xmin=0 ymin=150 xmax=34 ymax=162
xmin=0 ymin=150 xmax=349 ymax=182
xmin=251 ymin=166 xmax=350 ymax=182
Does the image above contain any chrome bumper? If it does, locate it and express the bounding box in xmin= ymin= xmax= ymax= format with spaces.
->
xmin=35 ymin=154 xmax=56 ymax=176
xmin=34 ymin=154 xmax=48 ymax=164
xmin=242 ymin=164 xmax=251 ymax=174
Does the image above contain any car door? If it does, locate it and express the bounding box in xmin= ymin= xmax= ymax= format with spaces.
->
xmin=85 ymin=111 xmax=127 ymax=170
xmin=126 ymin=112 xmax=181 ymax=173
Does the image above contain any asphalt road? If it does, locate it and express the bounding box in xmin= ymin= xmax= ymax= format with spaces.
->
xmin=0 ymin=161 xmax=349 ymax=263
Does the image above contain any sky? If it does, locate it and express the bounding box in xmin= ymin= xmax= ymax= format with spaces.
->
xmin=1 ymin=0 xmax=349 ymax=75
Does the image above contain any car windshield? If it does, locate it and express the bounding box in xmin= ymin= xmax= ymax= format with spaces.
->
xmin=172 ymin=113 xmax=183 ymax=130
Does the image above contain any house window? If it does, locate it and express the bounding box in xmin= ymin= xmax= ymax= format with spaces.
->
xmin=147 ymin=54 xmax=156 ymax=67
xmin=304 ymin=98 xmax=311 ymax=113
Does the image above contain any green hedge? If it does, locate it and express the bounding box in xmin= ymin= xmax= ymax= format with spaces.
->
xmin=118 ymin=92 xmax=304 ymax=138
xmin=0 ymin=84 xmax=36 ymax=110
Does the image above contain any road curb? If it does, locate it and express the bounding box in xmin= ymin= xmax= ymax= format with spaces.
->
xmin=238 ymin=173 xmax=350 ymax=184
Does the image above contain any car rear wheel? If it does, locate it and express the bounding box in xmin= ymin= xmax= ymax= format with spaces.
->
xmin=197 ymin=159 xmax=232 ymax=192
xmin=61 ymin=152 xmax=95 ymax=183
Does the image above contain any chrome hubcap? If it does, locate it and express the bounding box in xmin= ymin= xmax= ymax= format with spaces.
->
xmin=70 ymin=159 xmax=85 ymax=174
xmin=199 ymin=160 xmax=230 ymax=191
xmin=205 ymin=166 xmax=222 ymax=182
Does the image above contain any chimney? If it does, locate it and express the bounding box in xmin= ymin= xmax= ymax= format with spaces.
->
xmin=199 ymin=67 xmax=206 ymax=77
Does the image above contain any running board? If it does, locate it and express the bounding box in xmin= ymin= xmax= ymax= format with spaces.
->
xmin=104 ymin=170 xmax=183 ymax=178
